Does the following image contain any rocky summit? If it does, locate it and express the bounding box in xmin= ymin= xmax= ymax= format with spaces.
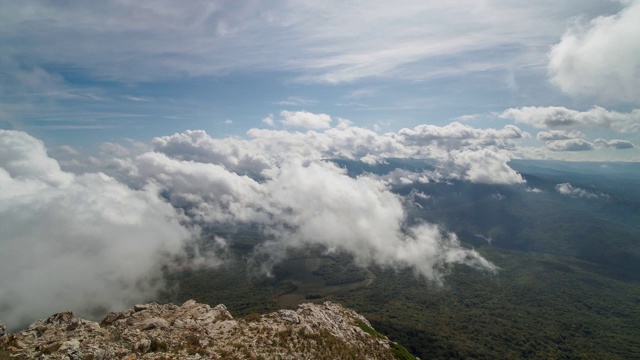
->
xmin=0 ymin=300 xmax=414 ymax=359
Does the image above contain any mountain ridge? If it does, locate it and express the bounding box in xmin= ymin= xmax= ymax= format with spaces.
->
xmin=0 ymin=300 xmax=415 ymax=359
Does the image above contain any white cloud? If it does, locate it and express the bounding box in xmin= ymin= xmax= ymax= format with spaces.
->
xmin=450 ymin=149 xmax=525 ymax=184
xmin=399 ymin=122 xmax=527 ymax=150
xmin=549 ymin=1 xmax=640 ymax=103
xmin=452 ymin=114 xmax=480 ymax=122
xmin=546 ymin=138 xmax=594 ymax=151
xmin=273 ymin=96 xmax=317 ymax=106
xmin=152 ymin=130 xmax=273 ymax=175
xmin=0 ymin=1 xmax=614 ymax=83
xmin=2 ymin=121 xmax=533 ymax=330
xmin=56 ymin=145 xmax=80 ymax=156
xmin=153 ymin=126 xmax=411 ymax=172
xmin=555 ymin=182 xmax=603 ymax=199
xmin=151 ymin=121 xmax=529 ymax=186
xmin=501 ymin=106 xmax=640 ymax=132
xmin=121 ymin=125 xmax=508 ymax=280
xmin=262 ymin=114 xmax=275 ymax=127
xmin=594 ymin=138 xmax=635 ymax=149
xmin=536 ymin=130 xmax=585 ymax=141
xmin=342 ymin=88 xmax=378 ymax=100
xmin=247 ymin=161 xmax=497 ymax=281
xmin=117 ymin=147 xmax=498 ymax=283
xmin=0 ymin=129 xmax=73 ymax=186
xmin=0 ymin=130 xmax=198 ymax=331
xmin=400 ymin=122 xmax=526 ymax=142
xmin=133 ymin=151 xmax=265 ymax=224
xmin=124 ymin=95 xmax=151 ymax=102
xmin=279 ymin=110 xmax=332 ymax=129
xmin=373 ymin=168 xmax=437 ymax=187
xmin=99 ymin=142 xmax=130 ymax=157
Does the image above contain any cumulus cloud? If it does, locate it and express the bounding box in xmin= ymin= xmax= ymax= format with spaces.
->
xmin=99 ymin=142 xmax=130 ymax=157
xmin=449 ymin=149 xmax=525 ymax=184
xmin=262 ymin=115 xmax=276 ymax=126
xmin=372 ymin=168 xmax=437 ymax=187
xmin=536 ymin=130 xmax=584 ymax=141
xmin=399 ymin=122 xmax=527 ymax=149
xmin=151 ymin=121 xmax=527 ymax=185
xmin=0 ymin=130 xmax=73 ymax=186
xmin=397 ymin=150 xmax=526 ymax=186
xmin=123 ymin=149 xmax=498 ymax=283
xmin=57 ymin=145 xmax=80 ymax=156
xmin=545 ymin=138 xmax=594 ymax=151
xmin=133 ymin=151 xmax=265 ymax=224
xmin=548 ymin=1 xmax=640 ymax=103
xmin=3 ymin=121 xmax=527 ymax=328
xmin=246 ymin=161 xmax=497 ymax=282
xmin=152 ymin=130 xmax=273 ymax=175
xmin=555 ymin=182 xmax=604 ymax=199
xmin=153 ymin=125 xmax=411 ymax=173
xmin=594 ymin=138 xmax=635 ymax=149
xmin=0 ymin=130 xmax=201 ymax=331
xmin=279 ymin=110 xmax=332 ymax=129
xmin=501 ymin=106 xmax=640 ymax=133
xmin=126 ymin=127 xmax=507 ymax=278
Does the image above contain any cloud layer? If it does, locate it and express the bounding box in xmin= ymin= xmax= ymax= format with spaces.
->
xmin=0 ymin=1 xmax=603 ymax=83
xmin=501 ymin=106 xmax=640 ymax=133
xmin=546 ymin=138 xmax=594 ymax=152
xmin=151 ymin=121 xmax=527 ymax=185
xmin=594 ymin=138 xmax=635 ymax=149
xmin=130 ymin=129 xmax=503 ymax=279
xmin=0 ymin=130 xmax=195 ymax=330
xmin=2 ymin=122 xmax=518 ymax=329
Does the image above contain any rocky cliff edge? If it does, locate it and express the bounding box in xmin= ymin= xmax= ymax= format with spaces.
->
xmin=0 ymin=300 xmax=414 ymax=359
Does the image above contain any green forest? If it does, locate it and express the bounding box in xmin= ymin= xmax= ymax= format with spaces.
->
xmin=163 ymin=161 xmax=640 ymax=359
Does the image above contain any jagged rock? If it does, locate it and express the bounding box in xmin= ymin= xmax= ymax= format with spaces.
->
xmin=275 ymin=309 xmax=300 ymax=324
xmin=134 ymin=304 xmax=149 ymax=312
xmin=0 ymin=320 xmax=5 ymax=340
xmin=141 ymin=317 xmax=170 ymax=330
xmin=59 ymin=338 xmax=80 ymax=352
xmin=0 ymin=300 xmax=412 ymax=359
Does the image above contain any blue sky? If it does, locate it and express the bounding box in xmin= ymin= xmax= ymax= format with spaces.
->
xmin=0 ymin=0 xmax=639 ymax=158
xmin=0 ymin=0 xmax=640 ymax=160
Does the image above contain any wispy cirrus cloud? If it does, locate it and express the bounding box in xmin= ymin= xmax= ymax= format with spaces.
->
xmin=0 ymin=1 xmax=619 ymax=83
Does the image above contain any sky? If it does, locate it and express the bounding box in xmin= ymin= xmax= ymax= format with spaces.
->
xmin=1 ymin=0 xmax=640 ymax=330
xmin=0 ymin=0 xmax=639 ymax=160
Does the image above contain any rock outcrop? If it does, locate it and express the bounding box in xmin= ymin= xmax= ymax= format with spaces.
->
xmin=0 ymin=300 xmax=410 ymax=359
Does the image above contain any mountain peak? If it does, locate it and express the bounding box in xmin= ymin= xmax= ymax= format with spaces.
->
xmin=0 ymin=300 xmax=415 ymax=359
